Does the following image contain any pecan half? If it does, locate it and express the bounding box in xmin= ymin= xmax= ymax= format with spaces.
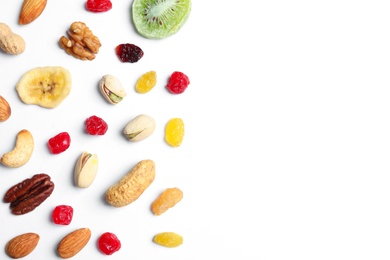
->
xmin=4 ymin=173 xmax=54 ymax=215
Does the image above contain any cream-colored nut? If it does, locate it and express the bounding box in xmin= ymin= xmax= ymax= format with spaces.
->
xmin=74 ymin=152 xmax=98 ymax=188
xmin=99 ymin=75 xmax=126 ymax=104
xmin=1 ymin=129 xmax=34 ymax=168
xmin=123 ymin=114 xmax=156 ymax=142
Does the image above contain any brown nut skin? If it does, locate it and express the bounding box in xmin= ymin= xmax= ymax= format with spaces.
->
xmin=57 ymin=228 xmax=91 ymax=259
xmin=6 ymin=232 xmax=40 ymax=258
xmin=0 ymin=95 xmax=11 ymax=122
xmin=105 ymin=159 xmax=155 ymax=207
xmin=151 ymin=187 xmax=183 ymax=216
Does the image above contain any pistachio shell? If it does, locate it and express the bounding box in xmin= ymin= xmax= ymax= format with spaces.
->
xmin=74 ymin=152 xmax=98 ymax=188
xmin=123 ymin=114 xmax=156 ymax=142
xmin=99 ymin=74 xmax=126 ymax=104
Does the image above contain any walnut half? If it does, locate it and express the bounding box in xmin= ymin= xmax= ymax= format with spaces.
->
xmin=59 ymin=21 xmax=101 ymax=61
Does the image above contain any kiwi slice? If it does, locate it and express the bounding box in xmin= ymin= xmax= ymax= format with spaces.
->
xmin=132 ymin=0 xmax=191 ymax=39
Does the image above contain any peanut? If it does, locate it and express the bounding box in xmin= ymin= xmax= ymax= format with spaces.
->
xmin=0 ymin=23 xmax=25 ymax=55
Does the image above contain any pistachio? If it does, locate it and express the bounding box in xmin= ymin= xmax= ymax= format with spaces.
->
xmin=123 ymin=114 xmax=156 ymax=142
xmin=74 ymin=151 xmax=98 ymax=188
xmin=99 ymin=74 xmax=126 ymax=104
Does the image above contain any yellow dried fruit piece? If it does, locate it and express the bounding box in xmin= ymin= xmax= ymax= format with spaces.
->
xmin=153 ymin=232 xmax=183 ymax=248
xmin=165 ymin=118 xmax=184 ymax=147
xmin=151 ymin=187 xmax=183 ymax=216
xmin=135 ymin=71 xmax=157 ymax=94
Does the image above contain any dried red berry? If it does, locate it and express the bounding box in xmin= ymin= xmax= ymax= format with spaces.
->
xmin=52 ymin=205 xmax=73 ymax=225
xmin=166 ymin=71 xmax=190 ymax=94
xmin=48 ymin=132 xmax=71 ymax=154
xmin=86 ymin=0 xmax=112 ymax=13
xmin=85 ymin=115 xmax=108 ymax=135
xmin=116 ymin=43 xmax=144 ymax=63
xmin=98 ymin=232 xmax=121 ymax=255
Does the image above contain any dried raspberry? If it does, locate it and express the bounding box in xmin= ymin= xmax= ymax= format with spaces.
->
xmin=52 ymin=205 xmax=73 ymax=225
xmin=48 ymin=132 xmax=71 ymax=154
xmin=116 ymin=43 xmax=144 ymax=63
xmin=98 ymin=232 xmax=121 ymax=255
xmin=86 ymin=0 xmax=112 ymax=13
xmin=85 ymin=115 xmax=108 ymax=135
xmin=166 ymin=71 xmax=190 ymax=94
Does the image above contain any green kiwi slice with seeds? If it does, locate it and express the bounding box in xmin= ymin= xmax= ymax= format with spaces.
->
xmin=132 ymin=0 xmax=191 ymax=39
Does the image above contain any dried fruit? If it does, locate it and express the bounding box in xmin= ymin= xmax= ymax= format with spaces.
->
xmin=6 ymin=232 xmax=40 ymax=258
xmin=1 ymin=129 xmax=34 ymax=168
xmin=123 ymin=114 xmax=156 ymax=142
xmin=166 ymin=71 xmax=190 ymax=94
xmin=0 ymin=95 xmax=11 ymax=122
xmin=99 ymin=74 xmax=126 ymax=104
xmin=16 ymin=66 xmax=72 ymax=108
xmin=153 ymin=232 xmax=183 ymax=248
xmin=151 ymin=187 xmax=183 ymax=216
xmin=165 ymin=118 xmax=185 ymax=147
xmin=135 ymin=71 xmax=157 ymax=94
xmin=0 ymin=23 xmax=25 ymax=55
xmin=86 ymin=0 xmax=112 ymax=12
xmin=52 ymin=205 xmax=73 ymax=225
xmin=4 ymin=173 xmax=55 ymax=215
xmin=85 ymin=115 xmax=108 ymax=135
xmin=115 ymin=43 xmax=144 ymax=63
xmin=19 ymin=0 xmax=47 ymax=25
xmin=105 ymin=159 xmax=155 ymax=207
xmin=48 ymin=132 xmax=71 ymax=154
xmin=74 ymin=152 xmax=98 ymax=188
xmin=132 ymin=0 xmax=192 ymax=39
xmin=98 ymin=232 xmax=121 ymax=255
xmin=57 ymin=228 xmax=91 ymax=259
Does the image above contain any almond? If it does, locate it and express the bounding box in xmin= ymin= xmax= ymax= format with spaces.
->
xmin=57 ymin=228 xmax=91 ymax=259
xmin=0 ymin=95 xmax=11 ymax=122
xmin=6 ymin=232 xmax=40 ymax=258
xmin=19 ymin=0 xmax=47 ymax=25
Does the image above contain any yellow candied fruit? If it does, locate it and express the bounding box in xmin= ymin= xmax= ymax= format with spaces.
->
xmin=165 ymin=118 xmax=184 ymax=147
xmin=153 ymin=232 xmax=183 ymax=248
xmin=135 ymin=71 xmax=157 ymax=94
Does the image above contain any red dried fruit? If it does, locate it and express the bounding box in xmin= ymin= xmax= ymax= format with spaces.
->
xmin=48 ymin=132 xmax=71 ymax=154
xmin=85 ymin=115 xmax=108 ymax=135
xmin=98 ymin=232 xmax=121 ymax=255
xmin=52 ymin=205 xmax=73 ymax=225
xmin=166 ymin=71 xmax=190 ymax=94
xmin=86 ymin=0 xmax=112 ymax=13
xmin=116 ymin=43 xmax=144 ymax=63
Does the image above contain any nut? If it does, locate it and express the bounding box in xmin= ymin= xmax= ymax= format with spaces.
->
xmin=99 ymin=74 xmax=126 ymax=104
xmin=151 ymin=187 xmax=183 ymax=216
xmin=0 ymin=23 xmax=25 ymax=55
xmin=74 ymin=152 xmax=98 ymax=188
xmin=123 ymin=114 xmax=156 ymax=142
xmin=59 ymin=21 xmax=101 ymax=60
xmin=0 ymin=95 xmax=11 ymax=122
xmin=6 ymin=232 xmax=40 ymax=258
xmin=19 ymin=0 xmax=47 ymax=25
xmin=57 ymin=228 xmax=91 ymax=259
xmin=1 ymin=129 xmax=34 ymax=168
xmin=105 ymin=159 xmax=155 ymax=207
xmin=4 ymin=173 xmax=55 ymax=215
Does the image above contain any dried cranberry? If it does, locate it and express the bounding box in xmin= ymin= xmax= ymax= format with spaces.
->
xmin=48 ymin=132 xmax=71 ymax=154
xmin=116 ymin=43 xmax=144 ymax=63
xmin=98 ymin=232 xmax=121 ymax=255
xmin=86 ymin=0 xmax=112 ymax=13
xmin=166 ymin=71 xmax=190 ymax=94
xmin=85 ymin=115 xmax=108 ymax=135
xmin=52 ymin=205 xmax=73 ymax=225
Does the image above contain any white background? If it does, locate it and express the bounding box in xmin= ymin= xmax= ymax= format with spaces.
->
xmin=1 ymin=0 xmax=390 ymax=259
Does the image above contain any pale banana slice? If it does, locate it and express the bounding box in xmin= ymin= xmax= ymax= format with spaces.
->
xmin=1 ymin=129 xmax=34 ymax=168
xmin=16 ymin=66 xmax=72 ymax=108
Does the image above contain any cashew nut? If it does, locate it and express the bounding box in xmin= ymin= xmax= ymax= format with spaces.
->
xmin=1 ymin=129 xmax=34 ymax=168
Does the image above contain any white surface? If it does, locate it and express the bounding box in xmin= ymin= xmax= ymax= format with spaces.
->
xmin=1 ymin=0 xmax=390 ymax=259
